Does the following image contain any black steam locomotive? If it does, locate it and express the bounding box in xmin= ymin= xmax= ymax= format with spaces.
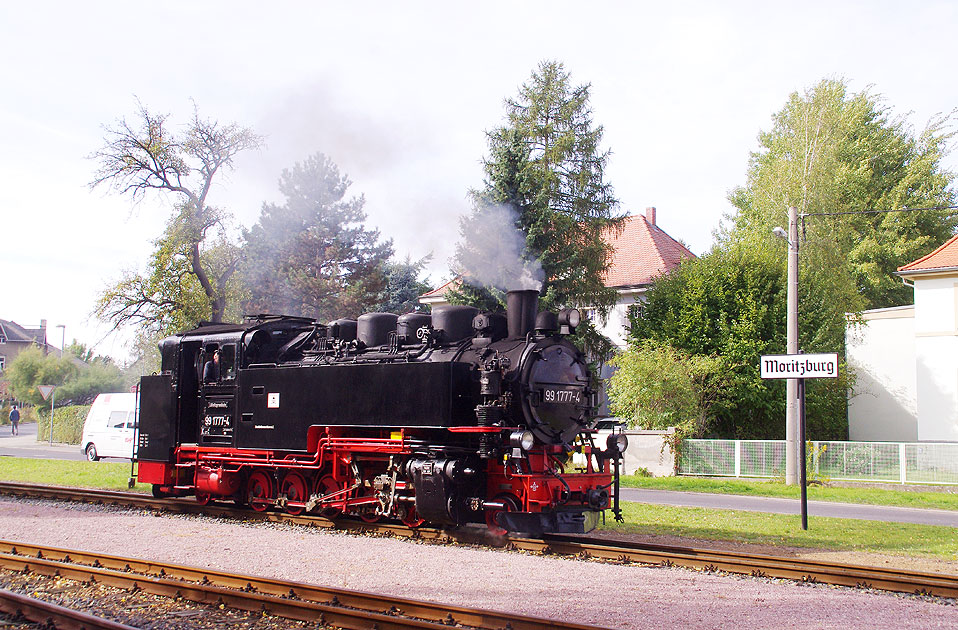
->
xmin=136 ymin=289 xmax=624 ymax=534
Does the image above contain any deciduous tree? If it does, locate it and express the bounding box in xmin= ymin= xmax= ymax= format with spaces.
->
xmin=727 ymin=78 xmax=957 ymax=309
xmin=91 ymin=102 xmax=262 ymax=330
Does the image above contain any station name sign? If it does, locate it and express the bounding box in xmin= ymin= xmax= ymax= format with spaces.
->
xmin=760 ymin=353 xmax=839 ymax=379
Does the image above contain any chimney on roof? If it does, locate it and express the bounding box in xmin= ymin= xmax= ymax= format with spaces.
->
xmin=646 ymin=207 xmax=656 ymax=226
xmin=39 ymin=319 xmax=47 ymax=354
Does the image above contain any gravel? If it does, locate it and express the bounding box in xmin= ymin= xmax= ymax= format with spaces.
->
xmin=1 ymin=497 xmax=955 ymax=629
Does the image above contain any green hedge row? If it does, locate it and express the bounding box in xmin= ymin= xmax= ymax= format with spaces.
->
xmin=35 ymin=405 xmax=91 ymax=445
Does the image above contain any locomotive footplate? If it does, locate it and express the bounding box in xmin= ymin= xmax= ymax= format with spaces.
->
xmin=494 ymin=508 xmax=600 ymax=535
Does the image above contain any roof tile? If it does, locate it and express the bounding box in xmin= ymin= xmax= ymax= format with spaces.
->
xmin=897 ymin=234 xmax=958 ymax=274
xmin=601 ymin=213 xmax=695 ymax=287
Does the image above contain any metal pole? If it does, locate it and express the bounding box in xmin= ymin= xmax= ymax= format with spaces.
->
xmin=785 ymin=205 xmax=799 ymax=485
xmin=49 ymin=389 xmax=55 ymax=446
xmin=798 ymin=377 xmax=808 ymax=530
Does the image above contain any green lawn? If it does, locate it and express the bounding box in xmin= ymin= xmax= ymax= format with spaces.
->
xmin=604 ymin=502 xmax=958 ymax=561
xmin=620 ymin=474 xmax=958 ymax=511
xmin=0 ymin=457 xmax=149 ymax=493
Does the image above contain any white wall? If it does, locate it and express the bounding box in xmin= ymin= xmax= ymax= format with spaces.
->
xmin=846 ymin=307 xmax=918 ymax=441
xmin=914 ymin=277 xmax=958 ymax=441
xmin=622 ymin=429 xmax=676 ymax=476
xmin=595 ymin=289 xmax=644 ymax=349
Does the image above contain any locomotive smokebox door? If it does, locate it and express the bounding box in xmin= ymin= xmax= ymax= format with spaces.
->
xmin=521 ymin=342 xmax=592 ymax=444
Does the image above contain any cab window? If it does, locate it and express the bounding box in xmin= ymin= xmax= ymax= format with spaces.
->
xmin=109 ymin=410 xmax=128 ymax=428
xmin=219 ymin=344 xmax=237 ymax=380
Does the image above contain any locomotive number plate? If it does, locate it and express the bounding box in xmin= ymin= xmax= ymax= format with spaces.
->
xmin=542 ymin=388 xmax=582 ymax=404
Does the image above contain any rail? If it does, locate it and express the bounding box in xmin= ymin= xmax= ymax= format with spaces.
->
xmin=0 ymin=540 xmax=606 ymax=630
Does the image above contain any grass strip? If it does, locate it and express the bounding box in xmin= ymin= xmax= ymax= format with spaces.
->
xmin=620 ymin=475 xmax=958 ymax=511
xmin=603 ymin=502 xmax=958 ymax=560
xmin=0 ymin=457 xmax=149 ymax=493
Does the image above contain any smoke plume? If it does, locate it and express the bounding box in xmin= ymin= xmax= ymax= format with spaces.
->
xmin=455 ymin=203 xmax=544 ymax=292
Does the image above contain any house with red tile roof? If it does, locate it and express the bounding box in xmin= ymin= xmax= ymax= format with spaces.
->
xmin=846 ymin=234 xmax=958 ymax=442
xmin=419 ymin=208 xmax=695 ymax=347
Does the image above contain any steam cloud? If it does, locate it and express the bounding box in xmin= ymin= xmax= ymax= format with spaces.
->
xmin=457 ymin=203 xmax=544 ymax=292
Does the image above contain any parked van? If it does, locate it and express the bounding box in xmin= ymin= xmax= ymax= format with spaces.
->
xmin=80 ymin=393 xmax=138 ymax=461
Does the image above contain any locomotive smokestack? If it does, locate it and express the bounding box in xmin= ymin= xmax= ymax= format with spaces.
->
xmin=506 ymin=290 xmax=539 ymax=339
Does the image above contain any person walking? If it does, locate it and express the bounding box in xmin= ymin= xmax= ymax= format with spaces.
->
xmin=8 ymin=406 xmax=19 ymax=436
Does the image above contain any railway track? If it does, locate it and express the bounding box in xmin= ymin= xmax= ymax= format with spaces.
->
xmin=0 ymin=540 xmax=604 ymax=630
xmin=0 ymin=587 xmax=140 ymax=630
xmin=2 ymin=481 xmax=957 ymax=600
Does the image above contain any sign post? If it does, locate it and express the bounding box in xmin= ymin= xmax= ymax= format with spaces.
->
xmin=37 ymin=385 xmax=55 ymax=446
xmin=760 ymin=353 xmax=838 ymax=530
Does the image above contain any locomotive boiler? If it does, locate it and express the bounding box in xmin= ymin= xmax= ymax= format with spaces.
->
xmin=135 ymin=289 xmax=625 ymax=534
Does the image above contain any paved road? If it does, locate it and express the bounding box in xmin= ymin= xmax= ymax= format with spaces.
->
xmin=0 ymin=421 xmax=90 ymax=461
xmin=2 ymin=422 xmax=955 ymax=527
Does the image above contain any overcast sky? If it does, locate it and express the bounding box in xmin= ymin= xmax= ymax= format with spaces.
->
xmin=3 ymin=1 xmax=957 ymax=362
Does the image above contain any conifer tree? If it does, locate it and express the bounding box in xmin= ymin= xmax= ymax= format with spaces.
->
xmin=452 ymin=61 xmax=624 ymax=328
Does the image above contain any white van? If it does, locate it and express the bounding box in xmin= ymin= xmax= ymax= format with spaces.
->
xmin=80 ymin=393 xmax=138 ymax=461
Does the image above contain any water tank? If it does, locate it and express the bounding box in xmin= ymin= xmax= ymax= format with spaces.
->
xmin=397 ymin=313 xmax=432 ymax=343
xmin=328 ymin=319 xmax=357 ymax=342
xmin=358 ymin=312 xmax=399 ymax=347
xmin=432 ymin=305 xmax=478 ymax=342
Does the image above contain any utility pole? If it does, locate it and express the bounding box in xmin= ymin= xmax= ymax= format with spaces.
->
xmin=785 ymin=206 xmax=799 ymax=485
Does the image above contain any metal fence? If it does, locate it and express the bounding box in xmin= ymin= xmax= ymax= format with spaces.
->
xmin=679 ymin=439 xmax=958 ymax=485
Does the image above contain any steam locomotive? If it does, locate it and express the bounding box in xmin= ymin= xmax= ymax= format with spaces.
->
xmin=136 ymin=289 xmax=625 ymax=534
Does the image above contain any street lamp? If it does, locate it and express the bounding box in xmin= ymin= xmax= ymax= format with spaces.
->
xmin=773 ymin=206 xmax=800 ymax=486
xmin=55 ymin=324 xmax=65 ymax=359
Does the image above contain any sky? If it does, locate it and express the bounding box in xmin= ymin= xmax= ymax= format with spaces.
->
xmin=2 ymin=1 xmax=957 ymax=363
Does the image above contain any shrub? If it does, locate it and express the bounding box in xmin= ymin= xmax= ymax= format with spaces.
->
xmin=36 ymin=405 xmax=90 ymax=445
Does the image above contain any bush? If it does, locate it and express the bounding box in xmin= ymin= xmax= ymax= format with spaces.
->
xmin=36 ymin=405 xmax=90 ymax=445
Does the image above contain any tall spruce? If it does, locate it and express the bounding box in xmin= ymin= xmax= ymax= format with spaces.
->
xmin=452 ymin=61 xmax=624 ymax=328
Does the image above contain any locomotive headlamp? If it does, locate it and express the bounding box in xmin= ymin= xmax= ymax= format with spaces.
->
xmin=510 ymin=430 xmax=535 ymax=452
xmin=557 ymin=308 xmax=581 ymax=334
xmin=606 ymin=432 xmax=628 ymax=455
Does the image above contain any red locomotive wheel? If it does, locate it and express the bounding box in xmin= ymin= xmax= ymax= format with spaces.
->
xmin=195 ymin=491 xmax=212 ymax=506
xmin=247 ymin=471 xmax=274 ymax=512
xmin=401 ymin=505 xmax=425 ymax=528
xmin=281 ymin=472 xmax=308 ymax=515
xmin=485 ymin=494 xmax=520 ymax=536
xmin=314 ymin=475 xmax=344 ymax=519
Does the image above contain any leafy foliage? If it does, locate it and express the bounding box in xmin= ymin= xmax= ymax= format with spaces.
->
xmin=626 ymin=79 xmax=953 ymax=441
xmin=240 ymin=153 xmax=394 ymax=322
xmin=375 ymin=255 xmax=433 ymax=314
xmin=6 ymin=347 xmax=122 ymax=407
xmin=36 ymin=405 xmax=90 ymax=444
xmin=452 ymin=61 xmax=624 ymax=345
xmin=608 ymin=340 xmax=725 ymax=444
xmin=91 ymin=102 xmax=262 ymax=331
xmin=727 ymin=78 xmax=957 ymax=309
xmin=629 ymin=243 xmax=795 ymax=438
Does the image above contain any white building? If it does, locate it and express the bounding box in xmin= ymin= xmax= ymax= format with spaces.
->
xmin=846 ymin=234 xmax=958 ymax=442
